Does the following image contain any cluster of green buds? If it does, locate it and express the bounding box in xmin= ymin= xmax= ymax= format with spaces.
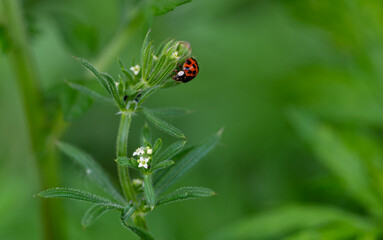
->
xmin=74 ymin=31 xmax=192 ymax=114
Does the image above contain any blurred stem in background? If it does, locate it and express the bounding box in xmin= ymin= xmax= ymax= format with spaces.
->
xmin=0 ymin=0 xmax=67 ymax=239
xmin=0 ymin=0 xmax=149 ymax=239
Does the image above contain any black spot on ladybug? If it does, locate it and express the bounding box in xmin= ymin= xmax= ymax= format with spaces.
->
xmin=186 ymin=59 xmax=192 ymax=64
xmin=192 ymin=71 xmax=196 ymax=75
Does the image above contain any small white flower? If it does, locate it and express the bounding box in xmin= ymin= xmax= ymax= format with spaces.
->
xmin=146 ymin=147 xmax=153 ymax=155
xmin=153 ymin=55 xmax=158 ymax=60
xmin=171 ymin=51 xmax=180 ymax=59
xmin=133 ymin=147 xmax=145 ymax=156
xmin=137 ymin=156 xmax=149 ymax=169
xmin=115 ymin=81 xmax=120 ymax=87
xmin=130 ymin=65 xmax=140 ymax=75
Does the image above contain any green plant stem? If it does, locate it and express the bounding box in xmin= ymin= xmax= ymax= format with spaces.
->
xmin=1 ymin=0 xmax=66 ymax=239
xmin=116 ymin=113 xmax=137 ymax=203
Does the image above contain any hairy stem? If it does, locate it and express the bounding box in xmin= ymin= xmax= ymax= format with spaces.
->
xmin=116 ymin=113 xmax=137 ymax=203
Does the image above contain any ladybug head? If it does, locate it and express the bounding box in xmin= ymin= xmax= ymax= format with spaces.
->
xmin=172 ymin=70 xmax=186 ymax=82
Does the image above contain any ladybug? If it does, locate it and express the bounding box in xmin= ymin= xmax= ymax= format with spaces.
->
xmin=172 ymin=57 xmax=199 ymax=83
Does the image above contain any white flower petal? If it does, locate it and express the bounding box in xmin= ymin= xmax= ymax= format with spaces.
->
xmin=171 ymin=51 xmax=180 ymax=59
xmin=130 ymin=65 xmax=140 ymax=75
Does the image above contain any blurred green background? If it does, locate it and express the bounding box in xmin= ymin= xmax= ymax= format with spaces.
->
xmin=3 ymin=0 xmax=383 ymax=239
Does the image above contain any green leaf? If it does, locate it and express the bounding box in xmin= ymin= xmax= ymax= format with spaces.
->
xmin=151 ymin=160 xmax=174 ymax=172
xmin=120 ymin=205 xmax=136 ymax=223
xmin=60 ymin=86 xmax=93 ymax=121
xmin=82 ymin=204 xmax=117 ymax=228
xmin=289 ymin=110 xmax=383 ymax=214
xmin=141 ymin=122 xmax=152 ymax=147
xmin=65 ymin=81 xmax=113 ymax=104
xmin=209 ymin=205 xmax=374 ymax=240
xmin=74 ymin=57 xmax=111 ymax=94
xmin=37 ymin=187 xmax=120 ymax=206
xmin=136 ymin=85 xmax=162 ymax=107
xmin=141 ymin=30 xmax=155 ymax=81
xmin=143 ymin=174 xmax=156 ymax=208
xmin=153 ymin=140 xmax=186 ymax=165
xmin=155 ymin=130 xmax=222 ymax=194
xmin=142 ymin=107 xmax=186 ymax=138
xmin=152 ymin=138 xmax=162 ymax=155
xmin=149 ymin=107 xmax=193 ymax=118
xmin=100 ymin=72 xmax=125 ymax=109
xmin=157 ymin=186 xmax=215 ymax=206
xmin=115 ymin=157 xmax=138 ymax=170
xmin=151 ymin=0 xmax=192 ymax=16
xmin=57 ymin=142 xmax=125 ymax=204
xmin=121 ymin=221 xmax=155 ymax=240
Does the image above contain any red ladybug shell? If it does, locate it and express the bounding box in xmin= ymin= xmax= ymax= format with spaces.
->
xmin=173 ymin=57 xmax=199 ymax=83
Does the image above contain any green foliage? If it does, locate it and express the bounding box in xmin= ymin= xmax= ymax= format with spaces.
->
xmin=151 ymin=160 xmax=174 ymax=172
xmin=65 ymin=81 xmax=113 ymax=104
xmin=157 ymin=187 xmax=215 ymax=206
xmin=151 ymin=0 xmax=192 ymax=16
xmin=142 ymin=107 xmax=186 ymax=138
xmin=210 ymin=205 xmax=375 ymax=240
xmin=81 ymin=204 xmax=114 ymax=228
xmin=289 ymin=110 xmax=383 ymax=216
xmin=121 ymin=224 xmax=155 ymax=240
xmin=37 ymin=187 xmax=122 ymax=207
xmin=155 ymin=130 xmax=222 ymax=194
xmin=60 ymin=86 xmax=93 ymax=121
xmin=56 ymin=141 xmax=125 ymax=204
xmin=153 ymin=140 xmax=186 ymax=165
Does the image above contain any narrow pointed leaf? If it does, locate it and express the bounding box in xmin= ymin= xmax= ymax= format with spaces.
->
xmin=74 ymin=57 xmax=111 ymax=94
xmin=37 ymin=187 xmax=117 ymax=205
xmin=143 ymin=174 xmax=156 ymax=208
xmin=142 ymin=107 xmax=185 ymax=138
xmin=151 ymin=0 xmax=192 ymax=16
xmin=141 ymin=123 xmax=152 ymax=146
xmin=154 ymin=140 xmax=186 ymax=165
xmin=152 ymin=138 xmax=162 ymax=155
xmin=157 ymin=187 xmax=215 ymax=206
xmin=65 ymin=81 xmax=113 ymax=104
xmin=57 ymin=142 xmax=125 ymax=204
xmin=136 ymin=85 xmax=162 ymax=107
xmin=121 ymin=221 xmax=155 ymax=240
xmin=153 ymin=146 xmax=194 ymax=183
xmin=121 ymin=205 xmax=136 ymax=223
xmin=150 ymin=107 xmax=193 ymax=118
xmin=155 ymin=130 xmax=222 ymax=194
xmin=60 ymin=86 xmax=93 ymax=121
xmin=100 ymin=72 xmax=125 ymax=109
xmin=151 ymin=160 xmax=174 ymax=172
xmin=82 ymin=204 xmax=118 ymax=228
